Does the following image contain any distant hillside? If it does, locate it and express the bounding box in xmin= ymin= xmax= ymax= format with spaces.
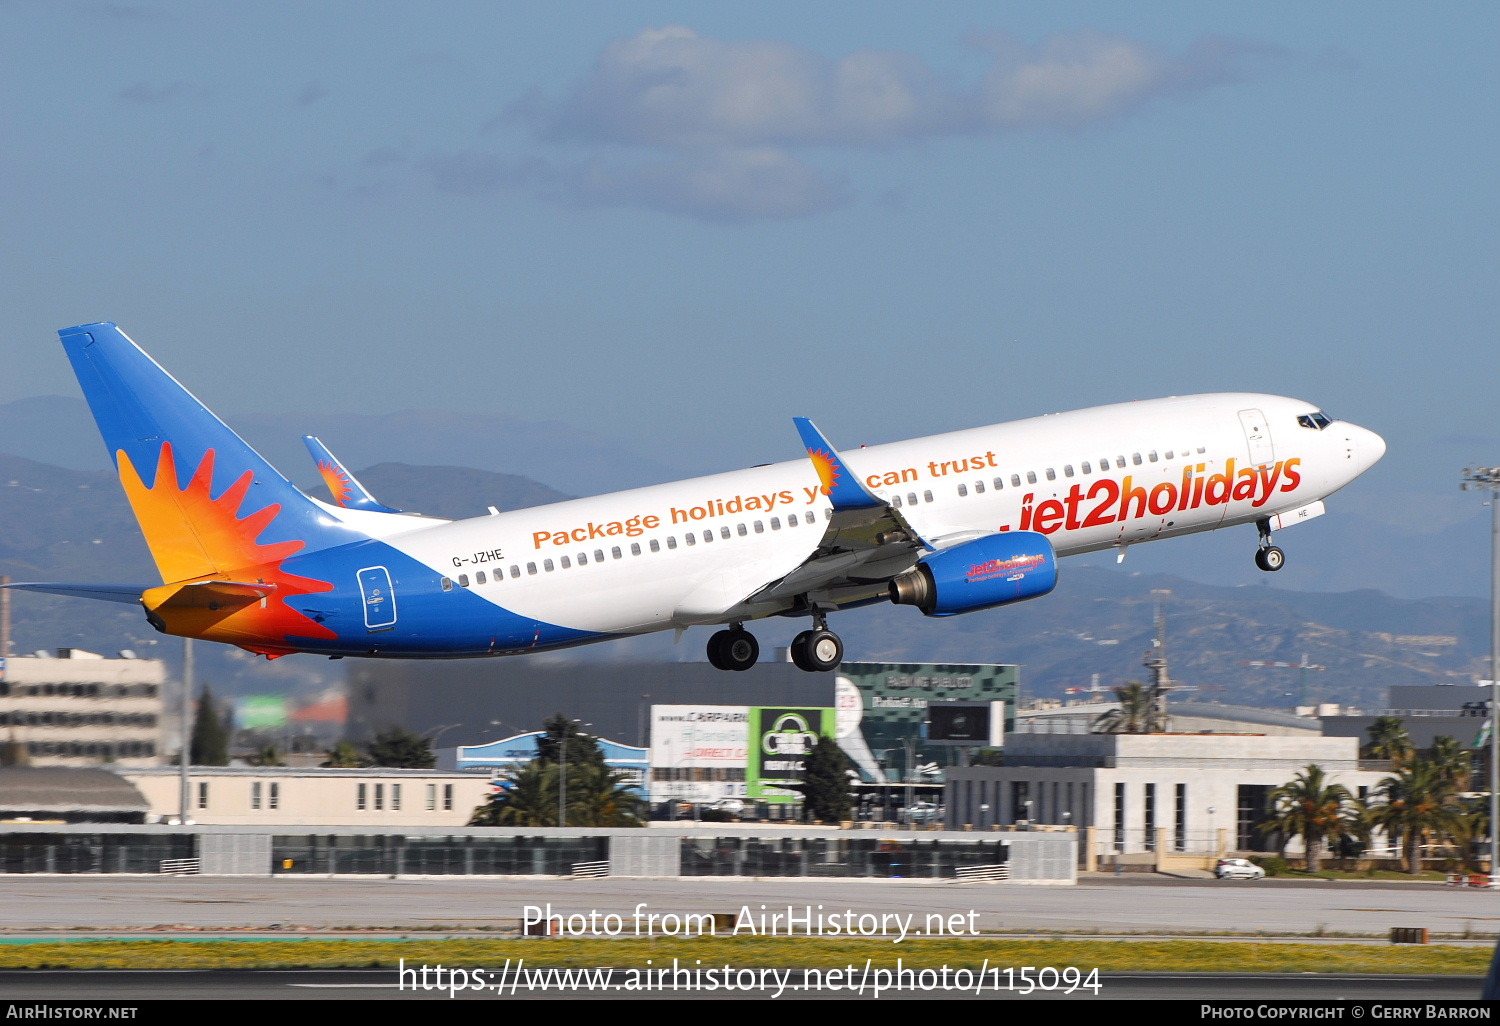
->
xmin=0 ymin=452 xmax=572 ymax=696
xmin=314 ymin=463 xmax=571 ymax=521
xmin=0 ymin=449 xmax=1488 ymax=712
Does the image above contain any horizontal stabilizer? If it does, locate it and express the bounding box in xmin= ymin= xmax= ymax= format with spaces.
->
xmin=302 ymin=436 xmax=404 ymax=514
xmin=0 ymin=582 xmax=150 ymax=605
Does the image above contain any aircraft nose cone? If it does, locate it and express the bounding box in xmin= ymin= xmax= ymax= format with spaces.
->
xmin=1353 ymin=424 xmax=1386 ymax=470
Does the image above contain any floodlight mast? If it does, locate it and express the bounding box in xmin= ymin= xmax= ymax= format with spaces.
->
xmin=1461 ymin=466 xmax=1500 ymax=888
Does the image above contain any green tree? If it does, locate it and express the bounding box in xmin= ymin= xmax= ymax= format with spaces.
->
xmin=784 ymin=736 xmax=855 ymax=823
xmin=321 ymin=740 xmax=367 ymax=768
xmin=1427 ymin=735 xmax=1472 ymax=792
xmin=1092 ymin=681 xmax=1167 ymax=734
xmin=536 ymin=713 xmax=604 ymax=770
xmin=565 ymin=762 xmax=645 ymax=827
xmin=1364 ymin=716 xmax=1415 ymax=767
xmin=190 ymin=686 xmax=231 ymax=766
xmin=256 ymin=745 xmax=285 ymax=767
xmin=1261 ymin=764 xmax=1363 ymax=872
xmin=1370 ymin=758 xmax=1460 ymax=875
xmin=366 ymin=726 xmax=436 ymax=768
xmin=469 ymin=756 xmax=645 ymax=828
xmin=471 ymin=760 xmax=558 ymax=826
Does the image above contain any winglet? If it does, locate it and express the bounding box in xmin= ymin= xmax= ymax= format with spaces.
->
xmin=302 ymin=436 xmax=403 ymax=513
xmin=793 ymin=417 xmax=884 ymax=511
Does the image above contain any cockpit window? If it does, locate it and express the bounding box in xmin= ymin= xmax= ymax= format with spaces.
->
xmin=1297 ymin=411 xmax=1333 ymax=430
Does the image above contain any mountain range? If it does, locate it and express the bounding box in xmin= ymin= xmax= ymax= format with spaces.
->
xmin=0 ymin=425 xmax=1488 ymax=712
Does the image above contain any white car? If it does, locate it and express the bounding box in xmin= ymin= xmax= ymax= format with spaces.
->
xmin=1215 ymin=858 xmax=1265 ymax=880
xmin=708 ymin=798 xmax=746 ymax=814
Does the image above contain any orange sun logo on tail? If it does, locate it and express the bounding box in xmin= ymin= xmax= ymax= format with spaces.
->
xmin=119 ymin=443 xmax=337 ymax=652
xmin=807 ymin=448 xmax=842 ymax=496
xmin=317 ymin=459 xmax=355 ymax=507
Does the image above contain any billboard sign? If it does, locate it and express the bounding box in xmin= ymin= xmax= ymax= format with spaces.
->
xmin=746 ymin=706 xmax=834 ymax=803
xmin=650 ymin=705 xmax=750 ymax=803
xmin=834 ymin=662 xmax=1018 ymax=783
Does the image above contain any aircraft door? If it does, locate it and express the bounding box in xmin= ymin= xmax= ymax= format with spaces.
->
xmin=1238 ymin=409 xmax=1275 ymax=466
xmin=357 ymin=566 xmax=397 ymax=631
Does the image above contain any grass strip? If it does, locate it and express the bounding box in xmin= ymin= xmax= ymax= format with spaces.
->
xmin=0 ymin=938 xmax=1487 ymax=975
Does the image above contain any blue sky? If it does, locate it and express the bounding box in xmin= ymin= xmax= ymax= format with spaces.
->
xmin=2 ymin=1 xmax=1497 ymax=595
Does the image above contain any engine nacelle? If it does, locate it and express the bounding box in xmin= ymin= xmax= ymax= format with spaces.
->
xmin=888 ymin=531 xmax=1057 ymax=617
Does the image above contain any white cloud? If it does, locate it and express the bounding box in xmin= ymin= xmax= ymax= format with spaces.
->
xmin=458 ymin=26 xmax=1269 ymax=223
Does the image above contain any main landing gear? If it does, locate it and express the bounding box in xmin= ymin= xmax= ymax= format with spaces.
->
xmin=704 ymin=608 xmax=845 ymax=673
xmin=707 ymin=625 xmax=759 ymax=671
xmin=1254 ymin=519 xmax=1285 ymax=572
xmin=790 ymin=604 xmax=843 ymax=672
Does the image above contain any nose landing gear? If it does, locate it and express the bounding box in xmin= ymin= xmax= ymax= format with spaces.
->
xmin=1255 ymin=519 xmax=1285 ymax=572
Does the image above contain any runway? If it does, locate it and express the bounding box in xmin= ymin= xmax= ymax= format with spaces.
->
xmin=0 ymin=874 xmax=1495 ymax=939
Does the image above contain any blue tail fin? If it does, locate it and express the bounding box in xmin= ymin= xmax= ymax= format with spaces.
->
xmin=59 ymin=322 xmax=364 ymax=584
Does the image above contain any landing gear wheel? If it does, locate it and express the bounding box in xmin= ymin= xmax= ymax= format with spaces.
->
xmin=791 ymin=628 xmax=843 ymax=672
xmin=1255 ymin=545 xmax=1285 ymax=572
xmin=708 ymin=628 xmax=759 ymax=671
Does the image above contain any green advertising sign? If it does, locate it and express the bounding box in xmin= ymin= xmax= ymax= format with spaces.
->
xmin=746 ymin=707 xmax=834 ymax=803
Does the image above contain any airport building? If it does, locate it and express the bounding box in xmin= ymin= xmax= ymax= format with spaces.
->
xmin=0 ymin=649 xmax=166 ymax=766
xmin=945 ymin=732 xmax=1390 ymax=864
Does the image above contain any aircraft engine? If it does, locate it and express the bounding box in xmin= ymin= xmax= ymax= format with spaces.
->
xmin=888 ymin=531 xmax=1057 ymax=617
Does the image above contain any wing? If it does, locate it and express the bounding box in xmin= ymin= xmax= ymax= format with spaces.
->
xmin=745 ymin=418 xmax=931 ymax=606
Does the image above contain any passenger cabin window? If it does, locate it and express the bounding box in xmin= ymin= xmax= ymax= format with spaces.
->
xmin=1026 ymin=471 xmax=1037 ymax=484
xmin=975 ymin=481 xmax=985 ymax=493
xmin=441 ymin=577 xmax=453 ymax=591
xmin=1081 ymin=461 xmax=1091 ymax=474
xmin=1064 ymin=465 xmax=1074 ymax=478
xmin=612 ymin=546 xmax=622 ymax=559
xmin=578 ymin=552 xmax=588 ymax=565
xmin=630 ymin=542 xmax=642 ymax=555
xmin=891 ymin=494 xmax=903 ymax=508
xmin=769 ymin=517 xmax=780 ymax=530
xmin=476 ymin=571 xmax=486 ymax=584
xmin=527 ymin=562 xmax=537 ymax=575
xmin=595 ymin=549 xmax=605 ymax=562
xmin=510 ymin=565 xmax=520 ymax=578
xmin=721 ymin=526 xmax=731 ymax=540
xmin=1148 ymin=451 xmax=1159 ymax=462
xmin=667 ymin=536 xmax=678 ymax=548
xmin=1045 ymin=468 xmax=1056 ymax=481
xmin=957 ymin=484 xmax=968 ymax=497
xmin=649 ymin=539 xmax=660 ymax=552
xmin=458 ymin=574 xmax=469 ymax=587
xmin=543 ymin=559 xmax=554 ymax=572
xmin=1132 ymin=453 xmax=1142 ymax=465
xmin=736 ymin=524 xmax=747 ymax=537
xmin=1010 ymin=474 xmax=1020 ymax=488
xmin=753 ymin=521 xmax=763 ymax=533
xmin=559 ymin=556 xmax=570 ymax=569
xmin=923 ymin=490 xmax=933 ymax=503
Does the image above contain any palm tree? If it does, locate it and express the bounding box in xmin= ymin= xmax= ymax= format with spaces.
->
xmin=1427 ymin=736 xmax=1472 ymax=792
xmin=1364 ymin=716 xmax=1415 ymax=768
xmin=565 ymin=763 xmax=645 ymax=827
xmin=1261 ymin=764 xmax=1363 ymax=872
xmin=471 ymin=760 xmax=559 ymax=826
xmin=1092 ymin=681 xmax=1168 ymax=734
xmin=1369 ymin=758 xmax=1460 ymax=875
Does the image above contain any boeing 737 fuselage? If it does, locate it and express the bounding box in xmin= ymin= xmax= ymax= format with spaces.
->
xmin=13 ymin=324 xmax=1385 ymax=672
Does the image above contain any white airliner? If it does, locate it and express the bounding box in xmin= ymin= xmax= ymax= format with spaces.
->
xmin=13 ymin=323 xmax=1384 ymax=672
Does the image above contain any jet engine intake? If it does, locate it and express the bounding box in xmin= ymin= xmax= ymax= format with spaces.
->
xmin=889 ymin=531 xmax=1057 ymax=617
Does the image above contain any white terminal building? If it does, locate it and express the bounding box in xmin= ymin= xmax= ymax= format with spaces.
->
xmin=0 ymin=649 xmax=167 ymax=766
